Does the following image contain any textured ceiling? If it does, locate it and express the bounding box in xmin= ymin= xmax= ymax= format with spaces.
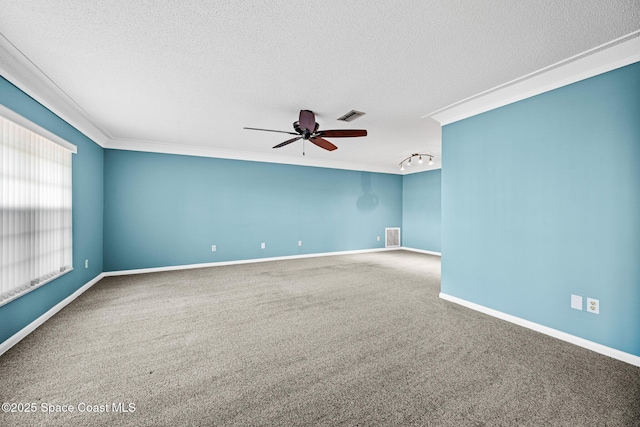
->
xmin=0 ymin=0 xmax=639 ymax=173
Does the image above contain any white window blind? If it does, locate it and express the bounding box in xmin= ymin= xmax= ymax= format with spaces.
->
xmin=1 ymin=109 xmax=75 ymax=306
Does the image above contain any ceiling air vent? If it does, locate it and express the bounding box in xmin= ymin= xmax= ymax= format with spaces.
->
xmin=337 ymin=110 xmax=366 ymax=122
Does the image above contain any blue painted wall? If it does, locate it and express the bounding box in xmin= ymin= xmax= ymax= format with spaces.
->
xmin=103 ymin=150 xmax=402 ymax=271
xmin=402 ymin=169 xmax=441 ymax=253
xmin=441 ymin=62 xmax=640 ymax=356
xmin=0 ymin=77 xmax=104 ymax=344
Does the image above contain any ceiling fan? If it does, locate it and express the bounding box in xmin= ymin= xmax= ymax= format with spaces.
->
xmin=244 ymin=110 xmax=367 ymax=151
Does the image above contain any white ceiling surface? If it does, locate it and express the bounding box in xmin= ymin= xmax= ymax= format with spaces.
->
xmin=0 ymin=1 xmax=639 ymax=174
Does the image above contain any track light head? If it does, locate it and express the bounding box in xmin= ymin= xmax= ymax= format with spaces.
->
xmin=399 ymin=153 xmax=434 ymax=170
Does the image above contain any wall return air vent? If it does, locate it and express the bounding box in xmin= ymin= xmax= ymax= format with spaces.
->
xmin=385 ymin=227 xmax=401 ymax=248
xmin=337 ymin=110 xmax=366 ymax=122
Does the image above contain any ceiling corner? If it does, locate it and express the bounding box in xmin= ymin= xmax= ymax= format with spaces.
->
xmin=427 ymin=31 xmax=640 ymax=126
xmin=0 ymin=33 xmax=110 ymax=147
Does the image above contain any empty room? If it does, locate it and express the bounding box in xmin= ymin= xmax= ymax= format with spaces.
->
xmin=1 ymin=1 xmax=639 ymax=426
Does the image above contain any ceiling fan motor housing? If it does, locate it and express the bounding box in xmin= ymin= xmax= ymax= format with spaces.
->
xmin=293 ymin=121 xmax=319 ymax=139
xmin=244 ymin=109 xmax=366 ymax=151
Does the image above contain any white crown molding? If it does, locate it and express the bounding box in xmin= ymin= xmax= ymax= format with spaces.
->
xmin=0 ymin=31 xmax=401 ymax=174
xmin=5 ymin=28 xmax=638 ymax=171
xmin=400 ymin=166 xmax=442 ymax=176
xmin=0 ymin=33 xmax=110 ymax=147
xmin=0 ymin=104 xmax=77 ymax=153
xmin=105 ymin=137 xmax=403 ymax=174
xmin=427 ymin=31 xmax=640 ymax=126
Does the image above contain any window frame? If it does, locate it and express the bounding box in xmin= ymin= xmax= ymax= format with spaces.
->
xmin=0 ymin=104 xmax=77 ymax=307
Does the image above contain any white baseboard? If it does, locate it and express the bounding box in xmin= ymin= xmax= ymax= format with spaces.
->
xmin=401 ymin=247 xmax=442 ymax=256
xmin=1 ymin=249 xmax=403 ymax=354
xmin=439 ymin=293 xmax=640 ymax=368
xmin=104 ymin=247 xmax=401 ymax=277
xmin=0 ymin=273 xmax=105 ymax=357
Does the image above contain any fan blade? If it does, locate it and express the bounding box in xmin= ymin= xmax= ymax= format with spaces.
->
xmin=273 ymin=136 xmax=302 ymax=149
xmin=299 ymin=110 xmax=316 ymax=133
xmin=317 ymin=129 xmax=367 ymax=138
xmin=244 ymin=127 xmax=298 ymax=135
xmin=309 ymin=136 xmax=338 ymax=151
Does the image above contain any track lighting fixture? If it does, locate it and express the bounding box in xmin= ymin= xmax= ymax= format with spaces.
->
xmin=399 ymin=153 xmax=435 ymax=171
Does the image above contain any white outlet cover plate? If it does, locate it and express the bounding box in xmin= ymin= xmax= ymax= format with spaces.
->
xmin=571 ymin=294 xmax=583 ymax=310
xmin=587 ymin=298 xmax=600 ymax=314
xmin=261 ymin=243 xmax=265 ymax=249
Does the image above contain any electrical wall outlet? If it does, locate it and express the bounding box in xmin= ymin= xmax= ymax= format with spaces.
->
xmin=261 ymin=242 xmax=266 ymax=249
xmin=571 ymin=294 xmax=583 ymax=310
xmin=211 ymin=245 xmax=216 ymax=252
xmin=298 ymin=241 xmax=302 ymax=247
xmin=587 ymin=298 xmax=599 ymax=314
xmin=85 ymin=259 xmax=88 ymax=269
xmin=377 ymin=236 xmax=380 ymax=241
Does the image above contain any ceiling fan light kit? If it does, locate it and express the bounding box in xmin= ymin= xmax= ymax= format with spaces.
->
xmin=399 ymin=153 xmax=434 ymax=171
xmin=244 ymin=110 xmax=367 ymax=153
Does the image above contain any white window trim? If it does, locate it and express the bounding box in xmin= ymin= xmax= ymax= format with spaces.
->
xmin=0 ymin=268 xmax=74 ymax=307
xmin=0 ymin=105 xmax=76 ymax=307
xmin=0 ymin=104 xmax=77 ymax=153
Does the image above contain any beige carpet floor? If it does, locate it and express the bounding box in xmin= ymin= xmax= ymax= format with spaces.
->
xmin=1 ymin=251 xmax=639 ymax=426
